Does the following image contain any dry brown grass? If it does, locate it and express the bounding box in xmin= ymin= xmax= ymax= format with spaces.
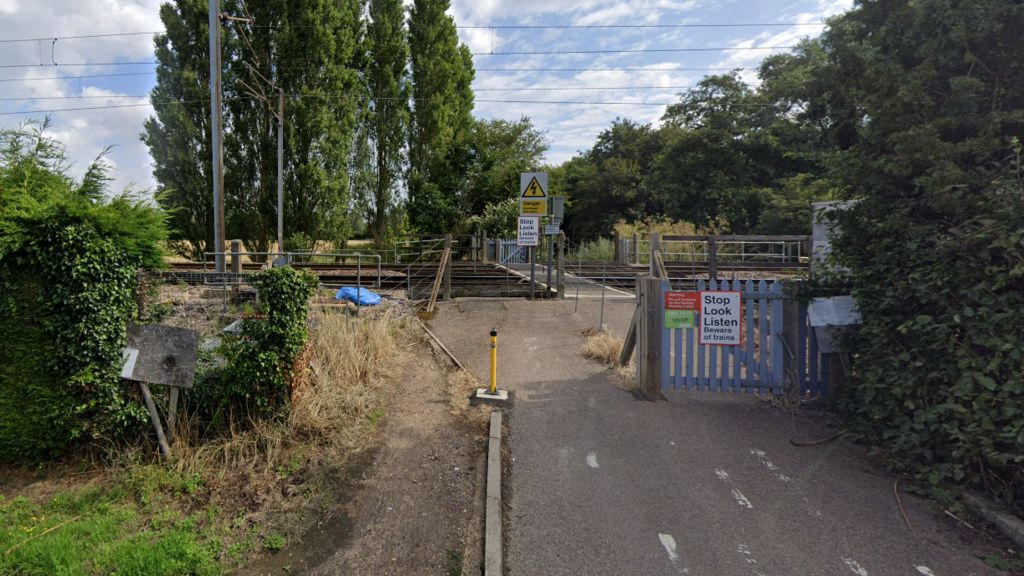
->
xmin=583 ymin=330 xmax=623 ymax=365
xmin=446 ymin=370 xmax=490 ymax=431
xmin=167 ymin=309 xmax=411 ymax=561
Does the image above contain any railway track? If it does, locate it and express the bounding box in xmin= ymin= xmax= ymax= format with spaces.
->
xmin=160 ymin=259 xmax=806 ymax=297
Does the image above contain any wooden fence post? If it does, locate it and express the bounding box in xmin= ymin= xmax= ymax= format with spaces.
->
xmin=648 ymin=232 xmax=661 ymax=276
xmin=636 ymin=276 xmax=664 ymax=400
xmin=632 ymin=233 xmax=640 ymax=265
xmin=708 ymin=236 xmax=718 ymax=281
xmin=613 ymin=232 xmax=623 ymax=264
xmin=481 ymin=230 xmax=489 ymax=263
xmin=443 ymin=235 xmax=453 ymax=301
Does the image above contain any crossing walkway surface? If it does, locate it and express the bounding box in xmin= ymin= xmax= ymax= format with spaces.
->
xmin=429 ymin=297 xmax=1000 ymax=576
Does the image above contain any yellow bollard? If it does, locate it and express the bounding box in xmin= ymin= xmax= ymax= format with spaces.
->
xmin=489 ymin=328 xmax=498 ymax=394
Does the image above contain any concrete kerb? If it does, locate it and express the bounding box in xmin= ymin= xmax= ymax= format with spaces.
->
xmin=962 ymin=493 xmax=1024 ymax=549
xmin=485 ymin=410 xmax=504 ymax=576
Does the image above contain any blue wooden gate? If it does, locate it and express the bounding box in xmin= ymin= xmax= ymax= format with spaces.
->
xmin=657 ymin=279 xmax=830 ymax=395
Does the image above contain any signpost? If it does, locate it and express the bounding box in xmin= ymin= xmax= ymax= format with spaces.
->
xmin=699 ymin=291 xmax=742 ymax=345
xmin=519 ymin=173 xmax=548 ymax=299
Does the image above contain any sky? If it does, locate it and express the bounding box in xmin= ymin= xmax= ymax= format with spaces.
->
xmin=0 ymin=0 xmax=852 ymax=196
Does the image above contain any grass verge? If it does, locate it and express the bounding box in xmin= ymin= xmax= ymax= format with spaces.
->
xmin=0 ymin=308 xmax=410 ymax=575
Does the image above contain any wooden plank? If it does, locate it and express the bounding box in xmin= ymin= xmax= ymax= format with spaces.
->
xmin=685 ymin=307 xmax=695 ymax=390
xmin=426 ymin=248 xmax=450 ymax=313
xmin=744 ymin=279 xmax=756 ymax=392
xmin=618 ymin=304 xmax=640 ymax=366
xmin=638 ymin=277 xmax=664 ymax=400
xmin=696 ymin=279 xmax=706 ymax=389
xmin=139 ymin=382 xmax=170 ymax=457
xmin=771 ymin=281 xmax=785 ymax=393
xmin=673 ymin=321 xmax=683 ymax=391
xmin=709 ymin=278 xmax=719 ymax=391
xmin=758 ymin=280 xmax=769 ymax=389
xmin=659 ymin=279 xmax=672 ymax=392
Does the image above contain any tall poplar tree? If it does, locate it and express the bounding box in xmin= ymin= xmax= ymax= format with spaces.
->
xmin=365 ymin=0 xmax=409 ymax=246
xmin=407 ymin=0 xmax=475 ymax=233
xmin=144 ymin=0 xmax=364 ymax=255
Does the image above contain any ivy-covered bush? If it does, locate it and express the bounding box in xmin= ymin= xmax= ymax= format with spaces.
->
xmin=0 ymin=121 xmax=167 ymax=462
xmin=196 ymin=267 xmax=318 ymax=424
xmin=820 ymin=1 xmax=1024 ymax=513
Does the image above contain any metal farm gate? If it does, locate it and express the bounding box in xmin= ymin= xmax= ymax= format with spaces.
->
xmin=636 ymin=278 xmax=831 ymax=397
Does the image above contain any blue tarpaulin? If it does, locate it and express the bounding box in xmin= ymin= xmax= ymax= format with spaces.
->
xmin=335 ymin=286 xmax=382 ymax=306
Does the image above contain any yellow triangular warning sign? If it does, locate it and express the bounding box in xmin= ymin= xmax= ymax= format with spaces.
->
xmin=522 ymin=176 xmax=546 ymax=198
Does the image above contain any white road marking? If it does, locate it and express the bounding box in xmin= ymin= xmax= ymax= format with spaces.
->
xmin=586 ymin=452 xmax=599 ymax=468
xmin=842 ymin=558 xmax=869 ymax=575
xmin=731 ymin=488 xmax=754 ymax=509
xmin=658 ymin=533 xmax=689 ymax=573
xmin=737 ymin=544 xmax=758 ymax=564
xmin=715 ymin=469 xmax=730 ymax=481
xmin=915 ymin=567 xmax=936 ymax=576
xmin=750 ymin=448 xmax=792 ymax=482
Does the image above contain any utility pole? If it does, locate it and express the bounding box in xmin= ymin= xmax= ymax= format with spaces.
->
xmin=208 ymin=0 xmax=226 ymax=272
xmin=277 ymin=89 xmax=284 ymax=254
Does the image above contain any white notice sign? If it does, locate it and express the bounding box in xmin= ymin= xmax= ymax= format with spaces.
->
xmin=699 ymin=291 xmax=741 ymax=345
xmin=517 ymin=216 xmax=540 ymax=247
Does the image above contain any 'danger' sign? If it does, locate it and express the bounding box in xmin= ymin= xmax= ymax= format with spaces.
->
xmin=699 ymin=291 xmax=741 ymax=345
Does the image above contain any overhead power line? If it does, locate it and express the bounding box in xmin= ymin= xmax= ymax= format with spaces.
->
xmin=1 ymin=94 xmax=785 ymax=116
xmin=460 ymin=23 xmax=825 ymax=29
xmin=0 ymin=31 xmax=163 ymax=44
xmin=476 ymin=66 xmax=748 ymax=72
xmin=0 ymin=61 xmax=158 ymax=69
xmin=473 ymin=46 xmax=796 ymax=56
xmin=0 ymin=22 xmax=824 ymax=43
xmin=0 ymin=71 xmax=156 ymax=83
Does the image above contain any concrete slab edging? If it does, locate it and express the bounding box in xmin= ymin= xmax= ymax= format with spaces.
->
xmin=485 ymin=410 xmax=504 ymax=576
xmin=963 ymin=493 xmax=1024 ymax=549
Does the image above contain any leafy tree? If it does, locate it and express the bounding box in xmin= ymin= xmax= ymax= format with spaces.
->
xmin=364 ymin=0 xmax=410 ymax=246
xmin=142 ymin=0 xmax=223 ymax=259
xmin=562 ymin=119 xmax=663 ymax=238
xmin=463 ymin=117 xmax=548 ymax=214
xmin=818 ymin=0 xmax=1024 ymax=512
xmin=145 ymin=0 xmax=363 ymax=256
xmin=407 ymin=0 xmax=475 ymax=233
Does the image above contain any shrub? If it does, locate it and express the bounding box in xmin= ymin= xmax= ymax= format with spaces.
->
xmin=0 ymin=122 xmax=167 ymax=462
xmin=195 ymin=267 xmax=318 ymax=424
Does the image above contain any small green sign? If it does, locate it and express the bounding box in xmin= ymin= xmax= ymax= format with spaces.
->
xmin=664 ymin=310 xmax=696 ymax=329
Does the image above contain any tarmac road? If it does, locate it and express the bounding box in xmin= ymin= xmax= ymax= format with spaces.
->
xmin=429 ymin=297 xmax=999 ymax=576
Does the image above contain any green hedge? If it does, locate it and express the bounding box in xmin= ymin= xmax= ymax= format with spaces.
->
xmin=193 ymin=266 xmax=319 ymax=425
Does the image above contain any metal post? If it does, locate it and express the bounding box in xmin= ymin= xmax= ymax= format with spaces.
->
xmin=482 ymin=230 xmax=489 ymax=263
xmin=574 ymin=241 xmax=581 ymax=313
xmin=208 ymin=0 xmax=225 ymax=273
xmin=599 ymin=260 xmax=607 ymax=331
xmin=277 ymin=90 xmax=284 ymax=253
xmin=489 ymin=328 xmax=498 ymax=394
xmin=356 ymin=254 xmax=362 ymax=316
xmin=529 ymin=246 xmax=536 ymax=300
xmin=546 ymin=227 xmax=553 ymax=291
xmin=632 ymin=232 xmax=640 ymax=265
xmin=556 ymin=231 xmax=565 ymax=300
